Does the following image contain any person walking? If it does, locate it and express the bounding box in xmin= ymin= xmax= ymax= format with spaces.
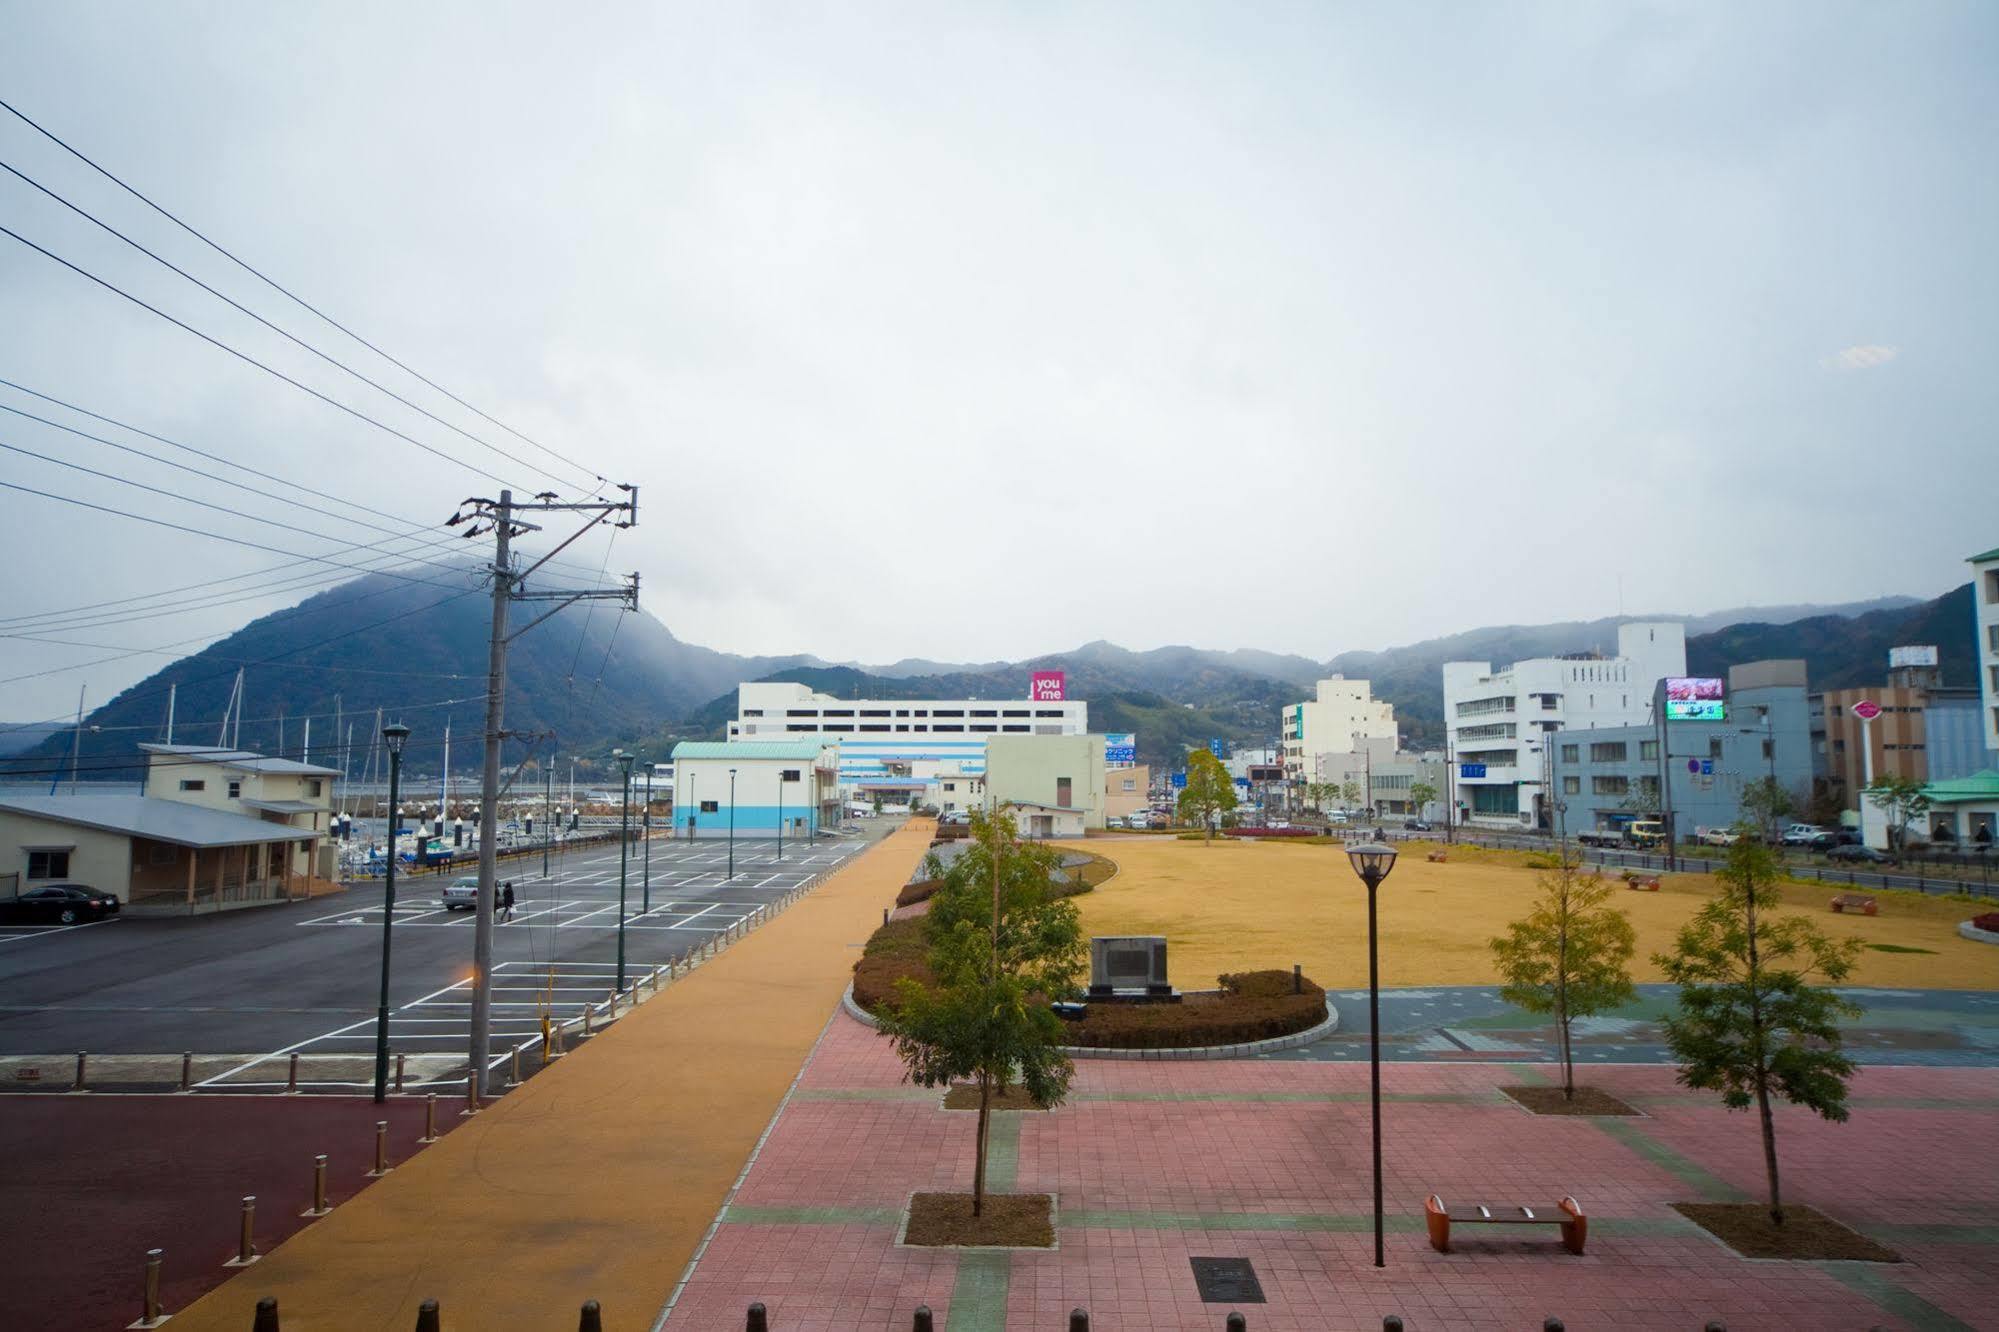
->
xmin=500 ymin=881 xmax=516 ymax=923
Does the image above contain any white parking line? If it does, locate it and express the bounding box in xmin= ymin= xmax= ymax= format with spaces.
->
xmin=0 ymin=917 xmax=119 ymax=944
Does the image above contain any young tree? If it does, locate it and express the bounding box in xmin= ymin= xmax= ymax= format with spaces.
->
xmin=878 ymin=809 xmax=1085 ymax=1216
xmin=1176 ymin=748 xmax=1237 ymax=841
xmin=1656 ymin=838 xmax=1863 ymax=1225
xmin=1408 ymin=780 xmax=1439 ymax=821
xmin=1739 ymin=777 xmax=1795 ymax=843
xmin=1339 ymin=778 xmax=1362 ymax=811
xmin=1490 ymin=856 xmax=1636 ymax=1100
xmin=1863 ymin=776 xmax=1931 ymax=854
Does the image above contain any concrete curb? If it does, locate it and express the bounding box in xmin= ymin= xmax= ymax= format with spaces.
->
xmin=1958 ymin=920 xmax=1999 ymax=945
xmin=841 ymin=984 xmax=1339 ymax=1061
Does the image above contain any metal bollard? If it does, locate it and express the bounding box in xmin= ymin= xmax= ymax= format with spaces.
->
xmin=1227 ymin=1315 xmax=1247 ymax=1332
xmin=414 ymin=1298 xmax=442 ymax=1332
xmin=1705 ymin=1324 xmax=1728 ymax=1332
xmin=511 ymin=1045 xmax=522 ymax=1087
xmin=138 ymin=1248 xmax=163 ymax=1325
xmin=1070 ymin=1310 xmax=1091 ymax=1332
xmin=74 ymin=1050 xmax=86 ymax=1091
xmin=746 ymin=1301 xmax=769 ymax=1332
xmin=1383 ymin=1320 xmax=1404 ymax=1332
xmin=553 ymin=1018 xmax=566 ymax=1057
xmin=578 ymin=1298 xmax=604 ymax=1332
xmin=1293 ymin=963 xmax=1302 ymax=994
xmin=180 ymin=1051 xmax=193 ymax=1092
xmin=420 ymin=1093 xmax=439 ymax=1143
xmin=228 ymin=1196 xmax=258 ymax=1266
xmin=395 ymin=1051 xmax=407 ymax=1093
xmin=913 ymin=1307 xmax=934 ymax=1332
xmin=884 ymin=907 xmax=890 ymax=926
xmin=307 ymin=1154 xmax=330 ymax=1216
xmin=287 ymin=1051 xmax=300 ymax=1094
xmin=465 ymin=1072 xmax=480 ymax=1115
xmin=1544 ymin=1321 xmax=1565 ymax=1332
xmin=583 ymin=1003 xmax=593 ymax=1036
xmin=370 ymin=1120 xmax=390 ymax=1176
xmin=254 ymin=1294 xmax=281 ymax=1331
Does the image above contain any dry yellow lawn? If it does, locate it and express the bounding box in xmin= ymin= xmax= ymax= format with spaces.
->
xmin=1057 ymin=837 xmax=1999 ymax=991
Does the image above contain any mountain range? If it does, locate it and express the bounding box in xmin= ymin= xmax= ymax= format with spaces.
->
xmin=1 ymin=570 xmax=1972 ymax=779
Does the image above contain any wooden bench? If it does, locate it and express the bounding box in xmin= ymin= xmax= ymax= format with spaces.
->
xmin=1830 ymin=893 xmax=1878 ymax=916
xmin=1424 ymin=1194 xmax=1586 ymax=1255
xmin=1426 ymin=851 xmax=1448 ymax=863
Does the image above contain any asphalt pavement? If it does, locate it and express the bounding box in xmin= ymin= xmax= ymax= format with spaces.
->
xmin=0 ymin=825 xmax=883 ymax=1090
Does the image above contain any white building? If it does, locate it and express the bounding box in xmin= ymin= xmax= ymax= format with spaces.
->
xmin=1975 ymin=544 xmax=1999 ymax=753
xmin=983 ymin=733 xmax=1106 ymax=838
xmin=1442 ymin=622 xmax=1686 ymax=827
xmin=1280 ymin=678 xmax=1397 ymax=783
xmin=728 ymin=679 xmax=1089 ymax=802
xmin=668 ymin=740 xmax=841 ymax=840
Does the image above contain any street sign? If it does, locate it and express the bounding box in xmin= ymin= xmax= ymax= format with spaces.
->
xmin=1852 ymin=699 xmax=1882 ymax=722
xmin=1701 ymin=759 xmax=1714 ymax=776
xmin=1460 ymin=763 xmax=1487 ymax=779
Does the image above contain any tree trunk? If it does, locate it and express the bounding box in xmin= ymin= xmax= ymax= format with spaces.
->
xmin=1756 ymin=1074 xmax=1783 ymax=1226
xmin=1556 ymin=904 xmax=1573 ymax=1100
xmin=971 ymin=1071 xmax=991 ymax=1217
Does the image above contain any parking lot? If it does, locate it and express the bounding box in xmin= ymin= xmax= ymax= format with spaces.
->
xmin=0 ymin=828 xmax=879 ymax=1093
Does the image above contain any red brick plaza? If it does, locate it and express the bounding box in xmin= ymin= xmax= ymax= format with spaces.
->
xmin=666 ymin=1014 xmax=1999 ymax=1331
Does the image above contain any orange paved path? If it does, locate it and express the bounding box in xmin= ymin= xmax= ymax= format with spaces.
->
xmin=170 ymin=820 xmax=929 ymax=1332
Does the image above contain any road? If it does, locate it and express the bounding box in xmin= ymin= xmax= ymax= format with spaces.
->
xmin=0 ymin=826 xmax=883 ymax=1091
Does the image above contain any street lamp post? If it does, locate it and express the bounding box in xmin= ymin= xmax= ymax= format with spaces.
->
xmin=372 ymin=723 xmax=410 ymax=1104
xmin=1346 ymin=839 xmax=1400 ymax=1267
xmin=727 ymin=767 xmax=737 ymax=880
xmin=642 ymin=759 xmax=652 ymax=913
xmin=614 ymin=749 xmax=634 ymax=992
xmin=776 ymin=771 xmax=787 ymax=863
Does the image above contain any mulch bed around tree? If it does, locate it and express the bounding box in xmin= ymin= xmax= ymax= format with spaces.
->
xmin=943 ymin=1082 xmax=1047 ymax=1111
xmin=903 ymin=1192 xmax=1055 ymax=1248
xmin=1503 ymin=1085 xmax=1639 ymax=1116
xmin=1672 ymin=1203 xmax=1901 ymax=1261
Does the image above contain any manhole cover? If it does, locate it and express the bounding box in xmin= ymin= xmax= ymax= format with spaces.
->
xmin=1189 ymin=1256 xmax=1265 ymax=1304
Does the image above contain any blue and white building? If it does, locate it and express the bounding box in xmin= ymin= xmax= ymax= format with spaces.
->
xmin=727 ymin=680 xmax=1090 ymax=804
xmin=667 ymin=740 xmax=841 ymax=840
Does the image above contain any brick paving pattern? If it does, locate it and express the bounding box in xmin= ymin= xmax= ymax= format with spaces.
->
xmin=668 ymin=1015 xmax=1999 ymax=1330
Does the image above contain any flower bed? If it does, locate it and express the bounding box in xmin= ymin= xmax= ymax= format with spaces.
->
xmin=1227 ymin=827 xmax=1319 ymax=839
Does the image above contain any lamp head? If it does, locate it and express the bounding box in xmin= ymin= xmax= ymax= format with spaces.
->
xmin=613 ymin=748 xmax=633 ymax=772
xmin=382 ymin=723 xmax=410 ymax=756
xmin=1346 ymin=840 xmax=1398 ymax=887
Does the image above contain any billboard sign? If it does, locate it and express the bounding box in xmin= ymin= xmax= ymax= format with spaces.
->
xmin=1663 ymin=676 xmax=1726 ymax=722
xmin=1029 ymin=671 xmax=1066 ymax=701
xmin=1104 ymin=733 xmax=1137 ymax=766
xmin=1247 ymin=764 xmax=1284 ymax=783
xmin=1888 ymin=645 xmax=1938 ymax=669
xmin=1851 ymin=699 xmax=1882 ymax=722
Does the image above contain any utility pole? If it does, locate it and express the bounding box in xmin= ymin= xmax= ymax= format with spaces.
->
xmin=458 ymin=485 xmax=637 ymax=1098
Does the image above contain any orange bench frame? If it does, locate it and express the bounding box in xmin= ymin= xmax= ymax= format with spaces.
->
xmin=1424 ymin=1194 xmax=1586 ymax=1255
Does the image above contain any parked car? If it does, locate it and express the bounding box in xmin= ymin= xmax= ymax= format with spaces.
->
xmin=1827 ymin=843 xmax=1893 ymax=865
xmin=1809 ymin=830 xmax=1862 ymax=850
xmin=1403 ymin=819 xmax=1433 ymax=832
xmin=1698 ymin=828 xmax=1740 ymax=847
xmin=1780 ymin=824 xmax=1825 ymax=846
xmin=0 ymin=883 xmax=121 ymax=924
xmin=441 ymin=875 xmax=480 ymax=910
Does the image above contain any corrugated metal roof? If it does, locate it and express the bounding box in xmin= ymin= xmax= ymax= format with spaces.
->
xmin=137 ymin=743 xmax=342 ymax=776
xmin=241 ymin=798 xmax=323 ymax=815
xmin=1924 ymin=770 xmax=1999 ymax=803
xmin=670 ymin=740 xmax=832 ymax=761
xmin=0 ymin=794 xmax=320 ymax=847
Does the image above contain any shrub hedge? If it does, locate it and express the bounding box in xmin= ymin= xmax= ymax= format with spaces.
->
xmin=851 ymin=915 xmax=934 ymax=1012
xmin=896 ymin=851 xmax=1113 ymax=909
xmin=1972 ymin=911 xmax=1999 ymax=933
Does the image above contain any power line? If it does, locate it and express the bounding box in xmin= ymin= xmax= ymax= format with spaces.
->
xmin=0 ymin=156 xmax=600 ymax=493
xmin=0 ymin=96 xmax=594 ymax=491
xmin=0 ymin=377 xmax=617 ymax=587
xmin=0 ymin=220 xmax=534 ymax=488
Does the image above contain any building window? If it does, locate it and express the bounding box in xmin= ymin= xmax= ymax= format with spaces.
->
xmin=1709 ymin=738 xmax=1724 ymax=759
xmin=1762 ymin=739 xmax=1774 ymax=760
xmin=1562 ymin=776 xmax=1581 ymax=795
xmin=861 ymin=724 xmax=890 ymax=732
xmin=1122 ymin=778 xmax=1136 ymax=791
xmin=306 ymin=779 xmax=322 ymax=797
xmin=1592 ymin=776 xmax=1629 ymax=796
xmin=894 ymin=724 xmax=909 ymax=732
xmin=780 ymin=770 xmax=801 ymax=782
xmin=1034 ymin=709 xmax=1064 ymax=718
xmin=895 ymin=709 xmax=909 ymax=717
xmin=860 ymin=709 xmax=889 ymax=717
xmin=1987 ymin=568 xmax=1999 ymax=604
xmin=970 ymin=724 xmax=997 ymax=733
xmin=1588 ymin=742 xmax=1626 ymax=763
xmin=227 ymin=780 xmax=242 ymax=798
xmin=823 ymin=723 xmax=853 ymax=733
xmin=743 ymin=709 xmax=764 ymax=718
xmin=26 ymin=849 xmax=70 ymax=880
xmin=1056 ymin=777 xmax=1072 ymax=807
xmin=971 ymin=709 xmax=997 ymax=718
xmin=1002 ymin=724 xmax=1028 ymax=732
xmin=943 ymin=783 xmax=955 ymax=793
xmin=822 ymin=709 xmax=853 ymax=718
xmin=179 ymin=779 xmax=205 ymax=792
xmin=933 ymin=709 xmax=964 ymax=718
xmin=1003 ymin=710 xmax=1028 ymax=718
xmin=1560 ymin=744 xmax=1579 ymax=763
xmin=1989 ymin=625 xmax=1999 ymax=652
xmin=700 ymin=800 xmax=719 ymax=813
xmin=150 ymin=842 xmax=177 ymax=865
xmin=933 ymin=724 xmax=963 ymax=732
xmin=1636 ymin=740 xmax=1657 ymax=760
xmin=786 ymin=724 xmax=815 ymax=732
xmin=786 ymin=710 xmax=817 ymax=718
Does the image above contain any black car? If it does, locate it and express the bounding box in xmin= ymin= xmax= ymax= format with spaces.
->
xmin=1826 ymin=844 xmax=1892 ymax=865
xmin=1403 ymin=819 xmax=1433 ymax=832
xmin=1809 ymin=830 xmax=1861 ymax=850
xmin=0 ymin=884 xmax=121 ymax=925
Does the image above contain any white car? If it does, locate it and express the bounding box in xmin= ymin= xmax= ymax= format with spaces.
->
xmin=1698 ymin=828 xmax=1740 ymax=847
xmin=441 ymin=875 xmax=480 ymax=910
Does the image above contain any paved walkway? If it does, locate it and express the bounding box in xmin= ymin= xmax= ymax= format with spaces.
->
xmin=1285 ymin=984 xmax=1999 ymax=1066
xmin=669 ymin=1011 xmax=1999 ymax=1330
xmin=167 ymin=820 xmax=932 ymax=1331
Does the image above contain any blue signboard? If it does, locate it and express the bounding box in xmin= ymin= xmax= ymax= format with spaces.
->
xmin=1104 ymin=732 xmax=1137 ymax=766
xmin=1701 ymin=759 xmax=1715 ymax=776
xmin=1208 ymin=738 xmax=1228 ymax=759
xmin=1460 ymin=763 xmax=1487 ymax=779
xmin=1170 ymin=771 xmax=1187 ymax=790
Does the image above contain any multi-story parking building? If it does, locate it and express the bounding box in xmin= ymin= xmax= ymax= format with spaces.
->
xmin=1442 ymin=622 xmax=1686 ymax=828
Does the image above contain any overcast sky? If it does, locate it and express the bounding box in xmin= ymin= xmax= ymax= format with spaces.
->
xmin=2 ymin=3 xmax=1994 ymax=721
